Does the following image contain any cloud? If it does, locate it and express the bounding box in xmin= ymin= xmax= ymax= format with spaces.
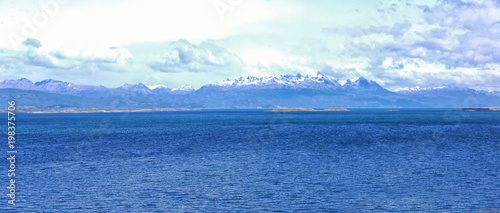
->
xmin=25 ymin=49 xmax=58 ymax=68
xmin=150 ymin=39 xmax=246 ymax=74
xmin=51 ymin=46 xmax=133 ymax=65
xmin=1 ymin=38 xmax=134 ymax=69
xmin=339 ymin=0 xmax=500 ymax=69
xmin=0 ymin=38 xmax=141 ymax=86
xmin=319 ymin=0 xmax=500 ymax=90
xmin=22 ymin=38 xmax=42 ymax=49
xmin=417 ymin=0 xmax=500 ymax=68
xmin=322 ymin=21 xmax=411 ymax=38
xmin=0 ymin=38 xmax=251 ymax=88
xmin=2 ymin=0 xmax=499 ymax=91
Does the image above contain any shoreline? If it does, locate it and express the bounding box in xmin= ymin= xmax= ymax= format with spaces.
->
xmin=1 ymin=107 xmax=499 ymax=113
xmin=1 ymin=108 xmax=198 ymax=113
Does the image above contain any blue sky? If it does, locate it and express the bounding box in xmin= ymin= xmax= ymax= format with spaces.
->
xmin=0 ymin=0 xmax=499 ymax=90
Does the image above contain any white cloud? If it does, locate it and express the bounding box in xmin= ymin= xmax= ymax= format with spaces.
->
xmin=0 ymin=0 xmax=278 ymax=50
xmin=0 ymin=38 xmax=142 ymax=86
xmin=1 ymin=0 xmax=499 ymax=91
xmin=149 ymin=39 xmax=246 ymax=75
xmin=318 ymin=0 xmax=500 ymax=90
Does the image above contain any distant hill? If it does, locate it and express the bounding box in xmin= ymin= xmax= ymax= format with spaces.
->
xmin=1 ymin=72 xmax=499 ymax=109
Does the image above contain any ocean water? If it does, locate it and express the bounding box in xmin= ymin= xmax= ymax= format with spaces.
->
xmin=2 ymin=109 xmax=499 ymax=212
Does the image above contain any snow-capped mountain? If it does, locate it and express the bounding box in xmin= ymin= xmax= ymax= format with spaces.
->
xmin=204 ymin=73 xmax=390 ymax=92
xmin=486 ymin=90 xmax=500 ymax=97
xmin=146 ymin=84 xmax=169 ymax=90
xmin=393 ymin=86 xmax=446 ymax=93
xmin=1 ymin=74 xmax=499 ymax=108
xmin=203 ymin=72 xmax=341 ymax=90
xmin=193 ymin=72 xmax=406 ymax=108
xmin=118 ymin=83 xmax=150 ymax=90
xmin=343 ymin=77 xmax=385 ymax=91
xmin=144 ymin=84 xmax=196 ymax=94
xmin=171 ymin=85 xmax=196 ymax=94
xmin=391 ymin=85 xmax=500 ymax=107
xmin=117 ymin=83 xmax=157 ymax=95
xmin=173 ymin=85 xmax=195 ymax=91
xmin=34 ymin=79 xmax=75 ymax=92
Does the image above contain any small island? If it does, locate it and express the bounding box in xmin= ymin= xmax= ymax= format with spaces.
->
xmin=454 ymin=107 xmax=500 ymax=112
xmin=269 ymin=108 xmax=349 ymax=112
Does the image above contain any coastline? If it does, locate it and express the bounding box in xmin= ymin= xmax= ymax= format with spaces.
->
xmin=2 ymin=107 xmax=499 ymax=113
xmin=1 ymin=108 xmax=197 ymax=113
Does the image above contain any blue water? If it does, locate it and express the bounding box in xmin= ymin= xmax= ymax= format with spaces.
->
xmin=2 ymin=109 xmax=499 ymax=212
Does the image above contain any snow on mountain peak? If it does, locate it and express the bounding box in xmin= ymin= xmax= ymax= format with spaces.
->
xmin=35 ymin=79 xmax=73 ymax=86
xmin=146 ymin=84 xmax=169 ymax=90
xmin=119 ymin=83 xmax=152 ymax=91
xmin=172 ymin=85 xmax=196 ymax=91
xmin=211 ymin=72 xmax=340 ymax=88
xmin=343 ymin=77 xmax=384 ymax=90
xmin=33 ymin=79 xmax=75 ymax=91
xmin=393 ymin=86 xmax=447 ymax=93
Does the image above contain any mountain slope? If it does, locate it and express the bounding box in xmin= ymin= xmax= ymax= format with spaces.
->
xmin=393 ymin=86 xmax=500 ymax=107
xmin=0 ymin=74 xmax=498 ymax=108
xmin=202 ymin=72 xmax=341 ymax=91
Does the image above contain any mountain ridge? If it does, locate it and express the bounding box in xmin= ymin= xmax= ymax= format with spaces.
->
xmin=1 ymin=73 xmax=499 ymax=109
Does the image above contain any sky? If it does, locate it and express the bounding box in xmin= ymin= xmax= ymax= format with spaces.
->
xmin=0 ymin=0 xmax=499 ymax=91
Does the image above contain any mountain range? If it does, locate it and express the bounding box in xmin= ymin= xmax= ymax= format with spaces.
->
xmin=1 ymin=72 xmax=499 ymax=109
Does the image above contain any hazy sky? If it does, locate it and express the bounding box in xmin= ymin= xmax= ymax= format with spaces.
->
xmin=0 ymin=0 xmax=499 ymax=90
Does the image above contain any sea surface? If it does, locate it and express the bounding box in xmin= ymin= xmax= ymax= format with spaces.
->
xmin=1 ymin=109 xmax=499 ymax=212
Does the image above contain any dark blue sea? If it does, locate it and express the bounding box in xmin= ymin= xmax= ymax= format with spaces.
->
xmin=2 ymin=109 xmax=499 ymax=212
